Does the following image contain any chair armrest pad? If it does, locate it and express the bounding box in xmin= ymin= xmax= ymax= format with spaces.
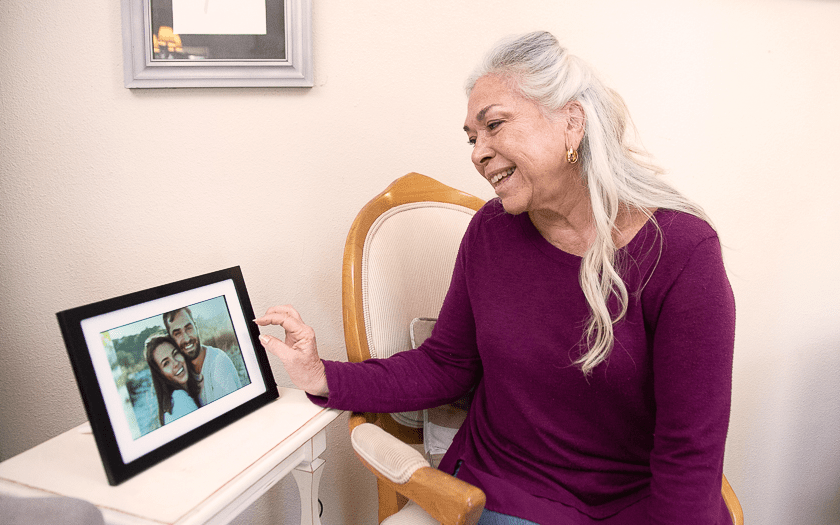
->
xmin=351 ymin=422 xmax=430 ymax=484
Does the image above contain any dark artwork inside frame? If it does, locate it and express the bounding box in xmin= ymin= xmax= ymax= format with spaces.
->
xmin=150 ymin=0 xmax=286 ymax=60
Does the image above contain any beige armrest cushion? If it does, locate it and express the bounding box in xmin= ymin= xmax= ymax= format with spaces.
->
xmin=381 ymin=501 xmax=441 ymax=525
xmin=351 ymin=422 xmax=431 ymax=484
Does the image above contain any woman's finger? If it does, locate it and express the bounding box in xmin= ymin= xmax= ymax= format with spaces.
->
xmin=257 ymin=332 xmax=328 ymax=396
xmin=254 ymin=306 xmax=309 ymax=336
xmin=255 ymin=304 xmax=304 ymax=325
xmin=258 ymin=333 xmax=292 ymax=359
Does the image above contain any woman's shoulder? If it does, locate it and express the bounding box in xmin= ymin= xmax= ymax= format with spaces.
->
xmin=631 ymin=209 xmax=725 ymax=289
xmin=171 ymin=389 xmax=194 ymax=403
xmin=651 ymin=208 xmax=719 ymax=254
xmin=625 ymin=209 xmax=720 ymax=278
xmin=164 ymin=389 xmax=198 ymax=424
xmin=638 ymin=209 xmax=733 ymax=324
xmin=172 ymin=389 xmax=199 ymax=410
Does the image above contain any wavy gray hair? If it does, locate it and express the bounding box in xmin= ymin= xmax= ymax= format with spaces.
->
xmin=466 ymin=31 xmax=711 ymax=374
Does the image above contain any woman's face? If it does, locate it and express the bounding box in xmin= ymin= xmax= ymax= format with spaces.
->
xmin=463 ymin=75 xmax=582 ymax=216
xmin=152 ymin=341 xmax=190 ymax=388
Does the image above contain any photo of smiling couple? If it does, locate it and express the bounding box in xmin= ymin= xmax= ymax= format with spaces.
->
xmin=144 ymin=306 xmax=244 ymax=427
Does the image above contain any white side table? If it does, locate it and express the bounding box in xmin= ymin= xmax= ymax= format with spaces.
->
xmin=0 ymin=388 xmax=341 ymax=525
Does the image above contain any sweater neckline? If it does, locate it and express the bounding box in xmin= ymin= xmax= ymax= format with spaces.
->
xmin=516 ymin=207 xmax=668 ymax=266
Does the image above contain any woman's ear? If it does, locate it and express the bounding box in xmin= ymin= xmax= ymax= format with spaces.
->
xmin=563 ymin=100 xmax=586 ymax=147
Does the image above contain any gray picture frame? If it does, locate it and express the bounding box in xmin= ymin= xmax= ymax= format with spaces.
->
xmin=121 ymin=0 xmax=312 ymax=88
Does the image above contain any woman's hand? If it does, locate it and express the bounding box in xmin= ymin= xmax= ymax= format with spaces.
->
xmin=254 ymin=305 xmax=329 ymax=397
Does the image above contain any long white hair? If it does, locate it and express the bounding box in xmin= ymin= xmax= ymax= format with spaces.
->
xmin=466 ymin=31 xmax=711 ymax=375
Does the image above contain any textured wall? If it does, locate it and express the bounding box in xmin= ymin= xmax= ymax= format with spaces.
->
xmin=1 ymin=1 xmax=839 ymax=523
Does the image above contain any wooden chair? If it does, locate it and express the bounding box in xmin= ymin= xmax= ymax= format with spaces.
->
xmin=342 ymin=173 xmax=744 ymax=524
xmin=342 ymin=173 xmax=485 ymax=524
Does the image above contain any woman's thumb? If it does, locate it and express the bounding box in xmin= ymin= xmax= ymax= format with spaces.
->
xmin=259 ymin=334 xmax=286 ymax=359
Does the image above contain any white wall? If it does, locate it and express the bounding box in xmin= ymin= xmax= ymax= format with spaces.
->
xmin=2 ymin=1 xmax=838 ymax=523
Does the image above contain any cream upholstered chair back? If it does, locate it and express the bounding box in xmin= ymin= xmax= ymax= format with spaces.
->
xmin=362 ymin=202 xmax=470 ymax=362
xmin=364 ymin=203 xmax=473 ymax=429
xmin=342 ymin=173 xmax=485 ymax=431
xmin=342 ymin=173 xmax=485 ymax=363
xmin=342 ymin=174 xmax=487 ymax=524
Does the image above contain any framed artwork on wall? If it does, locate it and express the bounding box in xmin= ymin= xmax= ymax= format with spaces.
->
xmin=56 ymin=266 xmax=279 ymax=484
xmin=121 ymin=0 xmax=312 ymax=88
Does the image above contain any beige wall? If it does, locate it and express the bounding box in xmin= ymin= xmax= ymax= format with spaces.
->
xmin=2 ymin=1 xmax=839 ymax=523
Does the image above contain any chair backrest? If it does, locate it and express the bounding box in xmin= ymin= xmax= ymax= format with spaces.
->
xmin=342 ymin=173 xmax=485 ymax=431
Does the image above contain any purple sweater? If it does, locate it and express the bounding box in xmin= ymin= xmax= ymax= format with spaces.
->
xmin=316 ymin=200 xmax=735 ymax=524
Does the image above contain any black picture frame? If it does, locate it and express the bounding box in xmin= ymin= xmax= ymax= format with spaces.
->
xmin=56 ymin=266 xmax=278 ymax=485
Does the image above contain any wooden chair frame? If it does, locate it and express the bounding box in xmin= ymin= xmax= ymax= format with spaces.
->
xmin=342 ymin=173 xmax=485 ymax=524
xmin=722 ymin=474 xmax=744 ymax=525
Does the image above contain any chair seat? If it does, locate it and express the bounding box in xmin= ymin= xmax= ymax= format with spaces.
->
xmin=381 ymin=501 xmax=440 ymax=525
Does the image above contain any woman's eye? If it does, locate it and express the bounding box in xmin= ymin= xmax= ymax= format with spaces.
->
xmin=487 ymin=120 xmax=502 ymax=130
xmin=467 ymin=137 xmax=476 ymax=146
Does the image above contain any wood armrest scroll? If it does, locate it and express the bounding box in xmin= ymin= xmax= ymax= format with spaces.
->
xmin=355 ymin=460 xmax=485 ymax=525
xmin=395 ymin=467 xmax=486 ymax=525
xmin=348 ymin=414 xmax=485 ymax=525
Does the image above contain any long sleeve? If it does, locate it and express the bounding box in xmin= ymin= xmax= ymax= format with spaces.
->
xmin=646 ymin=235 xmax=735 ymax=524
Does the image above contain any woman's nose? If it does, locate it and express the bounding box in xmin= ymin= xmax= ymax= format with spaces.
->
xmin=471 ymin=136 xmax=494 ymax=166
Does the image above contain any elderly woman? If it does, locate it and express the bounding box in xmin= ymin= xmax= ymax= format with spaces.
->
xmin=257 ymin=31 xmax=734 ymax=524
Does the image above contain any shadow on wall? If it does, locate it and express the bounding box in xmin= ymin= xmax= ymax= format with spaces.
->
xmin=826 ymin=488 xmax=840 ymax=525
xmin=779 ymin=335 xmax=840 ymax=524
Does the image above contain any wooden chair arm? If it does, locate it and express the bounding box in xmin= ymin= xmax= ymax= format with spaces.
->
xmin=355 ymin=456 xmax=485 ymax=525
xmin=348 ymin=413 xmax=485 ymax=525
xmin=349 ymin=412 xmax=377 ymax=431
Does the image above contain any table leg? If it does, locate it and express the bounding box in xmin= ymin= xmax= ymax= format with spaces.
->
xmin=292 ymin=427 xmax=328 ymax=525
xmin=292 ymin=457 xmax=325 ymax=525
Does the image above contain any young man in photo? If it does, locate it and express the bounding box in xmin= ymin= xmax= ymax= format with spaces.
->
xmin=162 ymin=307 xmax=242 ymax=405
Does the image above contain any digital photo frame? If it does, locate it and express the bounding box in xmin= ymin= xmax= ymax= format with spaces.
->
xmin=56 ymin=266 xmax=278 ymax=485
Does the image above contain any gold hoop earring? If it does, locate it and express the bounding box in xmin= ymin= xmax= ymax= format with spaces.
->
xmin=566 ymin=147 xmax=579 ymax=164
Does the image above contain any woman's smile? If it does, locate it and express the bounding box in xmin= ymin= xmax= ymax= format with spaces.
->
xmin=153 ymin=342 xmax=190 ymax=387
xmin=489 ymin=167 xmax=515 ymax=187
